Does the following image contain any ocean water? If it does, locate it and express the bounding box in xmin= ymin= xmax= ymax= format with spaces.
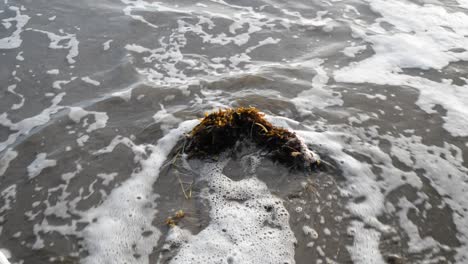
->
xmin=1 ymin=0 xmax=468 ymax=263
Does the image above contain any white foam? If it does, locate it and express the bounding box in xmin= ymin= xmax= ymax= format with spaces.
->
xmin=267 ymin=116 xmax=420 ymax=261
xmin=77 ymin=135 xmax=90 ymax=147
xmin=385 ymin=134 xmax=468 ymax=262
xmin=245 ymin=37 xmax=281 ymax=53
xmin=53 ymin=78 xmax=76 ymax=89
xmin=91 ymin=135 xmax=145 ymax=158
xmin=166 ymin=160 xmax=296 ymax=264
xmin=111 ymin=89 xmax=133 ymax=101
xmin=342 ymin=45 xmax=366 ymax=58
xmin=0 ymin=92 xmax=65 ymax=153
xmin=397 ymin=197 xmax=444 ymax=254
xmin=348 ymin=221 xmax=385 ymax=264
xmin=303 ymin=225 xmax=319 ymax=239
xmin=334 ymin=0 xmax=468 ymax=136
xmin=121 ymin=0 xmax=332 ymax=87
xmin=27 ymin=163 xmax=83 ymax=230
xmin=97 ymin=172 xmax=118 ymax=186
xmin=61 ymin=163 xmax=82 ymax=183
xmin=280 ymin=8 xmax=333 ymax=29
xmin=348 ymin=113 xmax=371 ymax=125
xmin=283 ymin=113 xmax=468 ymax=262
xmin=7 ymin=84 xmax=25 ymax=110
xmin=0 ymin=148 xmax=18 ymax=177
xmin=316 ymin=246 xmax=325 ymax=258
xmin=15 ymin=51 xmax=24 ymax=61
xmin=291 ymin=59 xmax=342 ymax=115
xmin=121 ymin=0 xmax=161 ymax=29
xmin=0 ymin=6 xmax=30 ymax=49
xmin=81 ymin=77 xmax=101 ymax=86
xmin=31 ymin=29 xmax=79 ymax=64
xmin=357 ymin=93 xmax=386 ymax=100
xmin=68 ymin=107 xmax=109 ymax=133
xmin=27 ymin=153 xmax=57 ymax=179
xmin=111 ymin=82 xmax=141 ymax=102
xmin=68 ymin=107 xmax=88 ymax=122
xmin=81 ymin=120 xmax=198 ymax=264
xmin=153 ymin=104 xmax=184 ymax=134
xmin=0 ymin=184 xmax=16 ymax=235
xmin=46 ymin=69 xmax=59 ymax=75
xmin=0 ymin=249 xmax=11 ymax=264
xmin=103 ymin=40 xmax=113 ymax=51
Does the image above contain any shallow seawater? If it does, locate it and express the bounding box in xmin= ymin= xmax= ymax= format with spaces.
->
xmin=1 ymin=0 xmax=468 ymax=263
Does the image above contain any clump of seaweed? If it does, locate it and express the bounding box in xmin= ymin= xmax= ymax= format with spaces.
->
xmin=184 ymin=107 xmax=320 ymax=171
xmin=165 ymin=210 xmax=186 ymax=228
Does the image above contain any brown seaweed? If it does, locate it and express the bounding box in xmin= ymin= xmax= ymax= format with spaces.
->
xmin=184 ymin=107 xmax=320 ymax=171
xmin=165 ymin=210 xmax=186 ymax=227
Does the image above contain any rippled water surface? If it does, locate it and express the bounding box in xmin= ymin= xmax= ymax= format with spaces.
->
xmin=1 ymin=0 xmax=468 ymax=263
